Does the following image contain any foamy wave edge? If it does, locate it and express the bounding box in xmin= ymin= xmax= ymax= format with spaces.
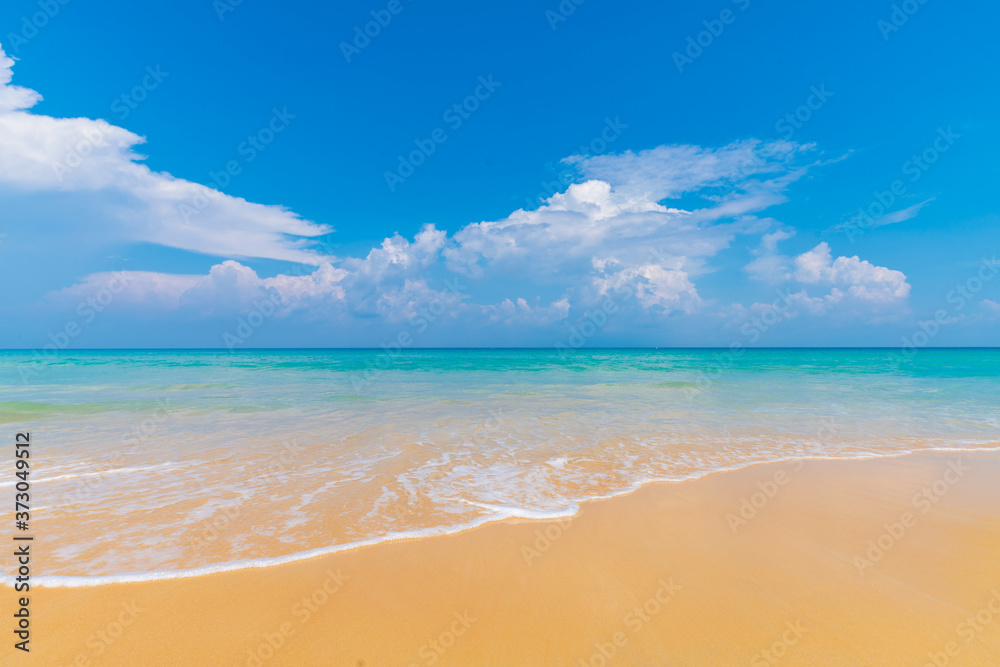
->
xmin=6 ymin=445 xmax=999 ymax=588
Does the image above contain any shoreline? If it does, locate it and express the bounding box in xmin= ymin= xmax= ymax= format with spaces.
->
xmin=5 ymin=449 xmax=1000 ymax=665
xmin=10 ymin=444 xmax=1000 ymax=589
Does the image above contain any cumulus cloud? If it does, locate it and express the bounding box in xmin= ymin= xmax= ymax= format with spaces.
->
xmin=745 ymin=228 xmax=796 ymax=283
xmin=0 ymin=45 xmax=330 ymax=264
xmin=481 ymin=297 xmax=571 ymax=327
xmin=792 ymin=242 xmax=910 ymax=304
xmin=10 ymin=41 xmax=916 ymax=340
xmin=50 ymin=260 xmax=348 ymax=315
xmin=43 ymin=136 xmax=910 ymax=335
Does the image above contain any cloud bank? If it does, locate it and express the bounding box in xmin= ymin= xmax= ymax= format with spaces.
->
xmin=0 ymin=45 xmax=915 ymax=345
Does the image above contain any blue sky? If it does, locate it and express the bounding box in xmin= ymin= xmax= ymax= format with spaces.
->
xmin=1 ymin=0 xmax=998 ymax=349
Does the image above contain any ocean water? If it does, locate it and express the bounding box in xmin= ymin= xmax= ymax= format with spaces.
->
xmin=1 ymin=348 xmax=998 ymax=586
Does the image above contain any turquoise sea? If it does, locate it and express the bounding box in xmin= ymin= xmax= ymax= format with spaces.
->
xmin=2 ymin=348 xmax=998 ymax=584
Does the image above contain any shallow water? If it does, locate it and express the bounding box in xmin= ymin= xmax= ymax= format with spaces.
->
xmin=2 ymin=348 xmax=998 ymax=584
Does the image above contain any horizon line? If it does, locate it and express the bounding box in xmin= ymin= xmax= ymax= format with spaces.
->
xmin=2 ymin=346 xmax=998 ymax=352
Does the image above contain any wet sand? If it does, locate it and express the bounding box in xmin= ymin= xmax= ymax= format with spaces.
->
xmin=5 ymin=450 xmax=1000 ymax=666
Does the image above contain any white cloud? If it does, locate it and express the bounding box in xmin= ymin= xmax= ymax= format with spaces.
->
xmin=10 ymin=39 xmax=914 ymax=339
xmin=746 ymin=228 xmax=795 ymax=282
xmin=834 ymin=197 xmax=935 ymax=232
xmin=481 ymin=297 xmax=570 ymax=326
xmin=0 ymin=45 xmax=331 ymax=264
xmin=793 ymin=242 xmax=910 ymax=304
xmin=50 ymin=260 xmax=348 ymax=315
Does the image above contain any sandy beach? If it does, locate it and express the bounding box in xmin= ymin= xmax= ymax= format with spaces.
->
xmin=5 ymin=450 xmax=1000 ymax=666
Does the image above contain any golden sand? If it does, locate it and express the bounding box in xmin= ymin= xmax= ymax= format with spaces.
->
xmin=4 ymin=451 xmax=1000 ymax=666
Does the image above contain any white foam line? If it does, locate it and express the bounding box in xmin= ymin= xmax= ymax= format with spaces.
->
xmin=461 ymin=499 xmax=578 ymax=520
xmin=0 ymin=508 xmax=578 ymax=588
xmin=6 ymin=444 xmax=999 ymax=588
xmin=0 ymin=463 xmax=175 ymax=488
